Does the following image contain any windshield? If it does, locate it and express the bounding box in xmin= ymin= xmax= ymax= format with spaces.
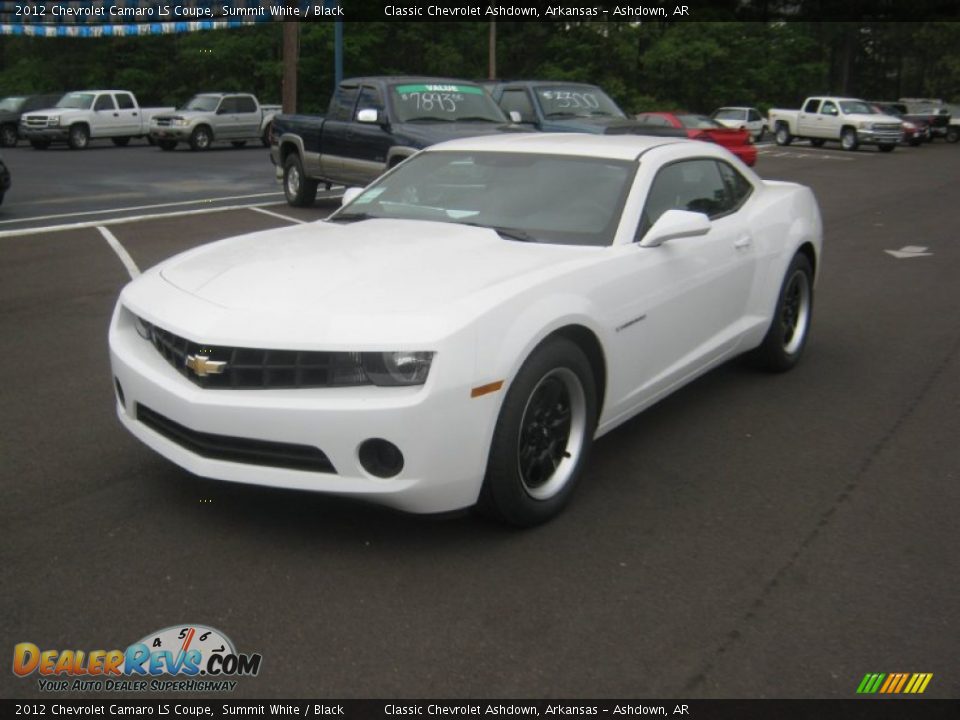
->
xmin=712 ymin=108 xmax=743 ymax=121
xmin=391 ymin=83 xmax=506 ymax=123
xmin=182 ymin=95 xmax=221 ymax=112
xmin=839 ymin=101 xmax=874 ymax=115
xmin=677 ymin=114 xmax=722 ymax=129
xmin=331 ymin=150 xmax=636 ymax=247
xmin=0 ymin=96 xmax=26 ymax=112
xmin=56 ymin=93 xmax=95 ymax=110
xmin=535 ymin=86 xmax=626 ymax=118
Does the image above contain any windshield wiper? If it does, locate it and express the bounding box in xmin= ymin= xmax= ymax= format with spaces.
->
xmin=404 ymin=116 xmax=455 ymax=122
xmin=458 ymin=221 xmax=537 ymax=243
xmin=327 ymin=212 xmax=377 ymax=223
xmin=545 ymin=112 xmax=578 ymax=118
xmin=454 ymin=116 xmax=500 ymax=122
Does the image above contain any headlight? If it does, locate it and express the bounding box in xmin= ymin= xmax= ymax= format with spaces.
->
xmin=903 ymin=121 xmax=916 ymax=130
xmin=48 ymin=116 xmax=60 ymax=127
xmin=858 ymin=121 xmax=873 ymax=130
xmin=171 ymin=118 xmax=188 ymax=127
xmin=362 ymin=351 xmax=434 ymax=386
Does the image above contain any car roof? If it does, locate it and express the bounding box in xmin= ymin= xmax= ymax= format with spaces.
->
xmin=426 ymin=132 xmax=694 ymax=160
xmin=341 ymin=76 xmax=484 ymax=86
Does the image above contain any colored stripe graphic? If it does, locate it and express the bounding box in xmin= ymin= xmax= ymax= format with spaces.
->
xmin=857 ymin=672 xmax=932 ymax=694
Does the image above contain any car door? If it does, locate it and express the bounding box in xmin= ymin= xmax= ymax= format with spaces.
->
xmin=797 ymin=98 xmax=821 ymax=136
xmin=233 ymin=95 xmax=260 ymax=139
xmin=609 ymin=158 xmax=757 ymax=414
xmin=817 ymin=100 xmax=841 ymax=138
xmin=747 ymin=108 xmax=764 ymax=138
xmin=90 ymin=93 xmax=120 ymax=137
xmin=320 ymin=84 xmax=360 ymax=181
xmin=216 ymin=96 xmax=239 ymax=139
xmin=341 ymin=84 xmax=392 ymax=184
xmin=113 ymin=92 xmax=140 ymax=135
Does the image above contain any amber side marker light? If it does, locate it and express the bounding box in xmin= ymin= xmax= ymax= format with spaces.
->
xmin=471 ymin=380 xmax=504 ymax=398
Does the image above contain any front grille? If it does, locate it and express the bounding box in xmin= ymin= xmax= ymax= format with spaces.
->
xmin=141 ymin=319 xmax=368 ymax=390
xmin=154 ymin=117 xmax=172 ymax=127
xmin=873 ymin=123 xmax=902 ymax=132
xmin=137 ymin=404 xmax=337 ymax=473
xmin=23 ymin=116 xmax=52 ymax=128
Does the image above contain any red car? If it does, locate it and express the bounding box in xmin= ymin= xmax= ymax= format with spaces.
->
xmin=636 ymin=111 xmax=758 ymax=166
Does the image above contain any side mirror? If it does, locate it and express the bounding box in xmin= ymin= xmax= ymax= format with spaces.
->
xmin=509 ymin=110 xmax=522 ymax=123
xmin=639 ymin=209 xmax=711 ymax=248
xmin=341 ymin=187 xmax=364 ymax=206
xmin=356 ymin=108 xmax=381 ymax=124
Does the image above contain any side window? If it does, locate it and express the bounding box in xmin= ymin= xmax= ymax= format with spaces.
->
xmin=355 ymin=86 xmax=384 ymax=116
xmin=803 ymin=98 xmax=821 ymax=113
xmin=94 ymin=94 xmax=116 ymax=111
xmin=235 ymin=96 xmax=257 ymax=113
xmin=748 ymin=109 xmax=762 ymax=122
xmin=328 ymin=85 xmax=359 ymax=122
xmin=636 ymin=159 xmax=732 ymax=240
xmin=715 ymin=161 xmax=754 ymax=210
xmin=219 ymin=97 xmax=238 ymax=114
xmin=115 ymin=93 xmax=135 ymax=110
xmin=636 ymin=113 xmax=670 ymax=127
xmin=500 ymin=89 xmax=536 ymax=123
xmin=820 ymin=101 xmax=838 ymax=116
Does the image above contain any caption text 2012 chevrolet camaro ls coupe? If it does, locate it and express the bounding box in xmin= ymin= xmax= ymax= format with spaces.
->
xmin=109 ymin=134 xmax=822 ymax=526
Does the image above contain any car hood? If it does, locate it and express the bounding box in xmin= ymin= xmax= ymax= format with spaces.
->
xmin=155 ymin=110 xmax=208 ymax=121
xmin=393 ymin=121 xmax=531 ymax=147
xmin=142 ymin=219 xmax=594 ymax=345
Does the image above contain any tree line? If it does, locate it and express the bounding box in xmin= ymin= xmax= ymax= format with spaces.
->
xmin=1 ymin=21 xmax=958 ymax=114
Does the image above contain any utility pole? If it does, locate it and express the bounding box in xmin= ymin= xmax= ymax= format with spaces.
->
xmin=282 ymin=20 xmax=299 ymax=113
xmin=488 ymin=21 xmax=497 ymax=79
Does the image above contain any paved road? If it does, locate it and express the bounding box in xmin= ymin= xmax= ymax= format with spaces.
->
xmin=1 ymin=141 xmax=958 ymax=700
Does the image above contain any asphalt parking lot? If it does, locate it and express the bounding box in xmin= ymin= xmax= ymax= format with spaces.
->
xmin=1 ymin=140 xmax=958 ymax=700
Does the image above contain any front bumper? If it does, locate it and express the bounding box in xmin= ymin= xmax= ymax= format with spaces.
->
xmin=150 ymin=127 xmax=193 ymax=141
xmin=108 ymin=303 xmax=500 ymax=515
xmin=19 ymin=126 xmax=69 ymax=141
xmin=856 ymin=128 xmax=903 ymax=145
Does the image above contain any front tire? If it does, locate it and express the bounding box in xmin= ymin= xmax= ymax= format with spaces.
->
xmin=751 ymin=253 xmax=814 ymax=372
xmin=189 ymin=126 xmax=212 ymax=151
xmin=775 ymin=124 xmax=792 ymax=146
xmin=0 ymin=124 xmax=17 ymax=147
xmin=68 ymin=124 xmax=89 ymax=150
xmin=478 ymin=337 xmax=597 ymax=527
xmin=283 ymin=153 xmax=318 ymax=207
xmin=261 ymin=123 xmax=272 ymax=147
xmin=841 ymin=128 xmax=859 ymax=151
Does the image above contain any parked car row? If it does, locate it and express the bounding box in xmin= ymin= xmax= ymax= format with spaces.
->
xmin=0 ymin=89 xmax=279 ymax=151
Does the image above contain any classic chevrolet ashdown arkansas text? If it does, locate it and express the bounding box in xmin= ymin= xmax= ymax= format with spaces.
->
xmin=109 ymin=134 xmax=822 ymax=526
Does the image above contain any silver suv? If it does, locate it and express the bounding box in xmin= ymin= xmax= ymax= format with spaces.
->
xmin=150 ymin=93 xmax=280 ymax=151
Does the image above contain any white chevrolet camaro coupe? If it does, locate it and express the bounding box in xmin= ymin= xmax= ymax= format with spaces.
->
xmin=109 ymin=134 xmax=822 ymax=526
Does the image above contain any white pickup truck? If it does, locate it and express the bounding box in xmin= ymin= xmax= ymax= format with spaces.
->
xmin=768 ymin=96 xmax=903 ymax=152
xmin=149 ymin=93 xmax=280 ymax=151
xmin=19 ymin=90 xmax=173 ymax=150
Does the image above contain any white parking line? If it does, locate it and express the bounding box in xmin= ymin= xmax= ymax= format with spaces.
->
xmin=97 ymin=226 xmax=141 ymax=279
xmin=249 ymin=206 xmax=308 ymax=224
xmin=0 ymin=195 xmax=343 ymax=240
xmin=0 ymin=191 xmax=285 ymax=227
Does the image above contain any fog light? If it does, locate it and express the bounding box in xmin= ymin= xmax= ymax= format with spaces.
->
xmin=358 ymin=438 xmax=404 ymax=479
xmin=114 ymin=378 xmax=126 ymax=408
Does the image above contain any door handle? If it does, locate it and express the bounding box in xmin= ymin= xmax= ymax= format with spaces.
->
xmin=734 ymin=235 xmax=752 ymax=249
xmin=113 ymin=112 xmax=119 ymax=117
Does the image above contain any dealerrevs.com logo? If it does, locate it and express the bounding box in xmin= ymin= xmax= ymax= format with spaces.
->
xmin=12 ymin=624 xmax=262 ymax=692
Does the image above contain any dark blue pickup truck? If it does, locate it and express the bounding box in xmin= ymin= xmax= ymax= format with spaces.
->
xmin=270 ymin=76 xmax=528 ymax=206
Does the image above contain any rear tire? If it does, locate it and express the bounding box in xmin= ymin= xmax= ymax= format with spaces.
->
xmin=283 ymin=153 xmax=318 ymax=207
xmin=261 ymin=123 xmax=272 ymax=147
xmin=750 ymin=253 xmax=814 ymax=373
xmin=478 ymin=337 xmax=597 ymax=527
xmin=946 ymin=127 xmax=959 ymax=143
xmin=0 ymin=124 xmax=18 ymax=147
xmin=67 ymin=124 xmax=89 ymax=150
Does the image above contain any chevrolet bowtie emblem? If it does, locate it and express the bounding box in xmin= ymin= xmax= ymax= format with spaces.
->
xmin=185 ymin=354 xmax=227 ymax=377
